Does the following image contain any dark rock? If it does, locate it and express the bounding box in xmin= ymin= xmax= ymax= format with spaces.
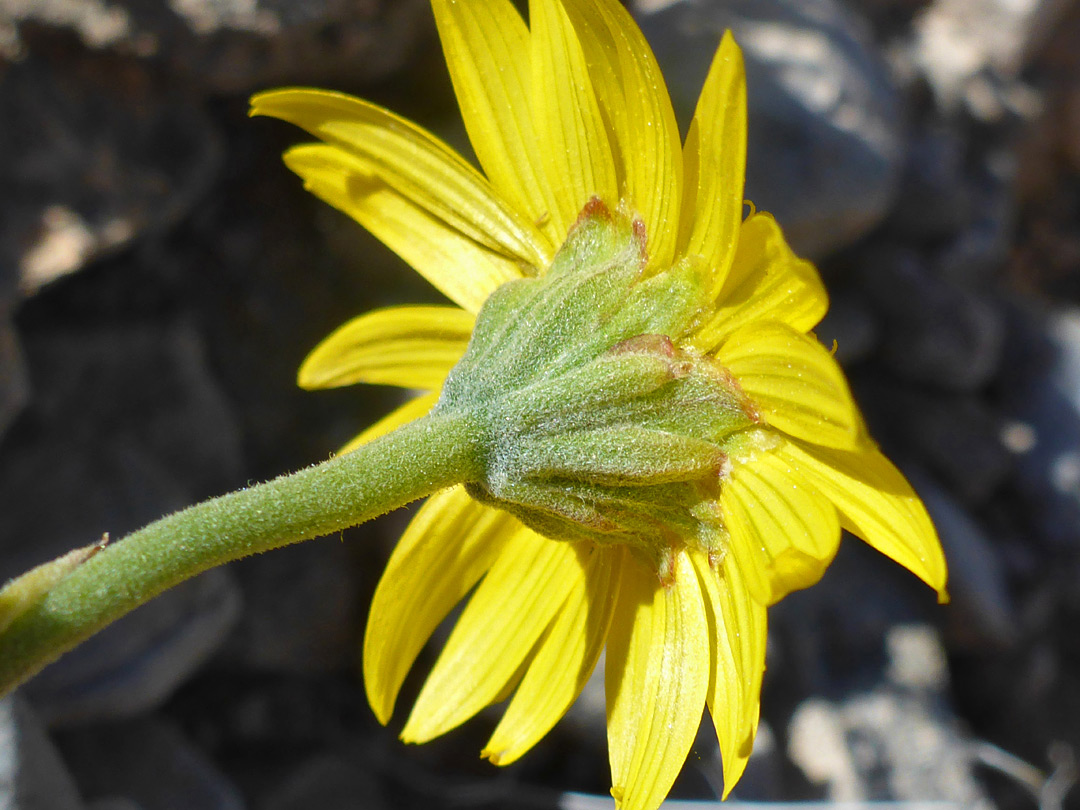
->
xmin=933 ymin=149 xmax=1016 ymax=285
xmin=634 ymin=0 xmax=904 ymax=259
xmin=0 ymin=313 xmax=28 ymax=445
xmin=0 ymin=696 xmax=85 ymax=810
xmin=262 ymin=753 xmax=385 ymax=810
xmin=906 ymin=468 xmax=1019 ymax=650
xmin=854 ymin=245 xmax=1004 ymax=391
xmin=1000 ymin=307 xmax=1080 ymax=551
xmin=815 ymin=290 xmax=881 ymax=367
xmin=0 ymin=318 xmax=245 ymax=722
xmin=889 ymin=124 xmax=974 ymax=240
xmin=218 ymin=537 xmax=361 ymax=674
xmin=856 ymin=380 xmax=1012 ymax=505
xmin=26 ymin=570 xmax=241 ymax=725
xmin=55 ymin=716 xmax=244 ymax=810
xmin=1 ymin=0 xmax=430 ymax=95
xmin=0 ymin=41 xmax=224 ymax=296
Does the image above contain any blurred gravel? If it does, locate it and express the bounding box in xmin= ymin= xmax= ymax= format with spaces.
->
xmin=2 ymin=0 xmax=1080 ymax=808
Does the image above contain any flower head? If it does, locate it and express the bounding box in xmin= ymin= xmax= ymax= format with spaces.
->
xmin=251 ymin=1 xmax=948 ymax=808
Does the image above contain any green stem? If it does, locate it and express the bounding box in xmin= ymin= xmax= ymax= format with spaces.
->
xmin=0 ymin=408 xmax=482 ymax=697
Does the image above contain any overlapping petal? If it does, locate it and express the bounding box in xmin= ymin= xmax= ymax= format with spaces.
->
xmin=363 ymin=488 xmax=516 ymax=723
xmin=677 ymin=32 xmax=747 ymax=293
xmin=716 ymin=321 xmax=861 ymax=449
xmin=779 ymin=440 xmax=949 ymax=600
xmin=692 ymin=214 xmax=828 ymax=352
xmin=484 ymin=544 xmax=622 ymax=765
xmin=402 ymin=526 xmax=584 ymax=742
xmin=530 ymin=0 xmax=618 ymax=238
xmin=721 ymin=450 xmax=841 ymax=605
xmin=252 ymin=89 xmax=548 ymax=268
xmin=431 ymin=0 xmax=561 ymax=251
xmin=298 ymin=305 xmax=473 ymax=390
xmin=694 ymin=553 xmax=767 ymax=795
xmin=606 ymin=551 xmax=709 ymax=810
xmin=283 ymin=144 xmax=522 ymax=312
xmin=560 ymin=0 xmax=682 ymax=270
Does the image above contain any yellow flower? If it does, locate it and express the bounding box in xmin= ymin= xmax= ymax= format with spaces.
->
xmin=251 ymin=1 xmax=948 ymax=808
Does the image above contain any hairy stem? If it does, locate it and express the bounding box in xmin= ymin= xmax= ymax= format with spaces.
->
xmin=0 ymin=408 xmax=481 ymax=697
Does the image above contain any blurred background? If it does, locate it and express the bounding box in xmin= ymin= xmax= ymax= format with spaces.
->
xmin=1 ymin=0 xmax=1078 ymax=808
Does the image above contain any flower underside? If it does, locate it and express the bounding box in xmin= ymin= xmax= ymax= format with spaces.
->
xmin=445 ymin=199 xmax=772 ymax=580
xmin=250 ymin=1 xmax=949 ymax=808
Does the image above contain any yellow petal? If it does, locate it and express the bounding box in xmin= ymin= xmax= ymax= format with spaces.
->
xmin=402 ymin=527 xmax=582 ymax=743
xmin=530 ymin=0 xmax=618 ymax=238
xmin=780 ymin=440 xmax=949 ymax=600
xmin=716 ymin=321 xmax=861 ymax=449
xmin=605 ymin=550 xmax=709 ymax=810
xmin=560 ymin=0 xmax=682 ymax=269
xmin=691 ymin=552 xmax=767 ymax=796
xmin=678 ymin=32 xmax=747 ymax=292
xmin=336 ymin=392 xmax=439 ymax=456
xmin=431 ymin=0 xmax=560 ymax=251
xmin=483 ymin=543 xmax=622 ymax=765
xmin=721 ymin=450 xmax=841 ymax=605
xmin=692 ymin=213 xmax=828 ymax=352
xmin=297 ymin=305 xmax=472 ymax=391
xmin=363 ymin=488 xmax=515 ymax=723
xmin=251 ymin=89 xmax=547 ymax=268
xmin=283 ymin=144 xmax=521 ymax=312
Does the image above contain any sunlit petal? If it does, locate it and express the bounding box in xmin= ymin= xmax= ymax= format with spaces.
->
xmin=298 ymin=305 xmax=473 ymax=390
xmin=560 ymin=0 xmax=682 ymax=270
xmin=716 ymin=321 xmax=861 ymax=449
xmin=484 ymin=543 xmax=622 ymax=765
xmin=252 ymin=89 xmax=547 ymax=268
xmin=692 ymin=214 xmax=828 ymax=352
xmin=284 ymin=144 xmax=522 ymax=312
xmin=402 ymin=528 xmax=583 ymax=742
xmin=677 ymin=32 xmax=746 ymax=292
xmin=431 ymin=0 xmax=560 ymax=251
xmin=363 ymin=488 xmax=516 ymax=723
xmin=606 ymin=550 xmax=709 ymax=810
xmin=722 ymin=450 xmax=841 ymax=605
xmin=530 ymin=0 xmax=618 ymax=238
xmin=780 ymin=440 xmax=949 ymax=600
xmin=702 ymin=553 xmax=767 ymax=795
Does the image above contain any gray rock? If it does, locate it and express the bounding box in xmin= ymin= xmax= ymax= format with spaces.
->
xmin=0 ymin=45 xmax=223 ymax=297
xmin=855 ymin=245 xmax=1005 ymax=391
xmin=0 ymin=0 xmax=429 ymax=94
xmin=864 ymin=386 xmax=1012 ymax=505
xmin=635 ymin=0 xmax=905 ymax=258
xmin=0 ymin=696 xmax=85 ymax=810
xmin=906 ymin=469 xmax=1019 ymax=650
xmin=786 ymin=625 xmax=991 ymax=806
xmin=55 ymin=716 xmax=244 ymax=810
xmin=911 ymin=0 xmax=1066 ymax=118
xmin=1002 ymin=307 xmax=1080 ymax=550
xmin=87 ymin=801 xmax=143 ymax=810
